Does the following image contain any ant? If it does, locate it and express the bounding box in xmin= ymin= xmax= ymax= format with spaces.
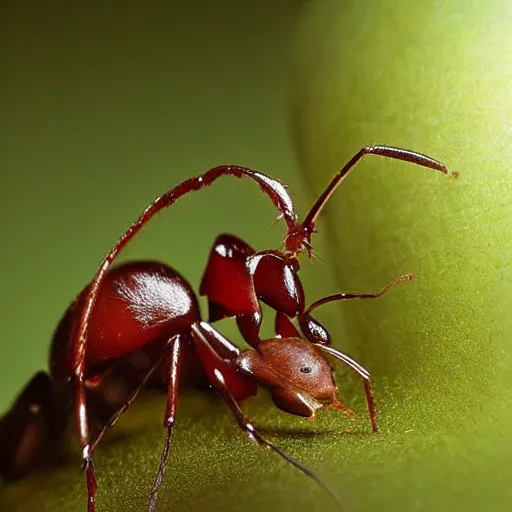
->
xmin=0 ymin=146 xmax=452 ymax=511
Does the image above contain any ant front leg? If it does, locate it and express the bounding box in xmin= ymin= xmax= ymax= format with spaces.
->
xmin=0 ymin=372 xmax=69 ymax=481
xmin=148 ymin=333 xmax=183 ymax=512
xmin=275 ymin=312 xmax=301 ymax=338
xmin=191 ymin=322 xmax=258 ymax=403
xmin=192 ymin=324 xmax=343 ymax=506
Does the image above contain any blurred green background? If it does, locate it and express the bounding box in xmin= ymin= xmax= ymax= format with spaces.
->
xmin=1 ymin=3 xmax=347 ymax=510
xmin=1 ymin=0 xmax=319 ymax=412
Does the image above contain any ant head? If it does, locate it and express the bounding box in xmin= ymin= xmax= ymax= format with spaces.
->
xmin=236 ymin=338 xmax=340 ymax=417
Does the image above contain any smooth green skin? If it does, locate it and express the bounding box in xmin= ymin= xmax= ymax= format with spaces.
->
xmin=288 ymin=0 xmax=512 ymax=510
xmin=4 ymin=1 xmax=512 ymax=511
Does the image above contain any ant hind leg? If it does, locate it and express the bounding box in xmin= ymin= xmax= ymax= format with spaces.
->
xmin=0 ymin=371 xmax=69 ymax=481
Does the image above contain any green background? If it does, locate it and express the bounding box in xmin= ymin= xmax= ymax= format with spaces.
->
xmin=3 ymin=1 xmax=512 ymax=511
xmin=1 ymin=0 xmax=317 ymax=412
xmin=1 ymin=1 xmax=339 ymax=510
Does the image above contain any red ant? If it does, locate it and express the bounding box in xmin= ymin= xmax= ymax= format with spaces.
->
xmin=0 ymin=146 xmax=451 ymax=511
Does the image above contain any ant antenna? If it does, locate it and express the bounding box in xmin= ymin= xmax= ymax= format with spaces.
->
xmin=303 ymin=273 xmax=414 ymax=432
xmin=304 ymin=273 xmax=414 ymax=316
xmin=317 ymin=345 xmax=377 ymax=433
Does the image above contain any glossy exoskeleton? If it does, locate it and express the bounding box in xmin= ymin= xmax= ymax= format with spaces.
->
xmin=0 ymin=146 xmax=452 ymax=511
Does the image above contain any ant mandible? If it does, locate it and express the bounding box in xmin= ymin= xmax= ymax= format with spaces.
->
xmin=0 ymin=146 xmax=451 ymax=511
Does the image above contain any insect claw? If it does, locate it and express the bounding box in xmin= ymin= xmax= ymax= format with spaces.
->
xmin=81 ymin=446 xmax=91 ymax=471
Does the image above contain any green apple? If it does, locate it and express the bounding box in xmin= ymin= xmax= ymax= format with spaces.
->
xmin=288 ymin=0 xmax=512 ymax=510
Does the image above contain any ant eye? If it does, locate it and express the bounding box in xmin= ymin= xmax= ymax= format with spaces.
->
xmin=300 ymin=366 xmax=312 ymax=374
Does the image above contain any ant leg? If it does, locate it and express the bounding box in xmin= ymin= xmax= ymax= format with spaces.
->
xmin=148 ymin=334 xmax=183 ymax=512
xmin=208 ymin=367 xmax=341 ymax=508
xmin=81 ymin=339 xmax=175 ymax=511
xmin=0 ymin=372 xmax=69 ymax=481
xmin=191 ymin=323 xmax=340 ymax=504
xmin=299 ymin=273 xmax=414 ymax=346
xmin=301 ymin=146 xmax=450 ymax=232
xmin=285 ymin=147 xmax=451 ymax=254
xmin=317 ymin=345 xmax=377 ymax=433
xmin=193 ymin=322 xmax=241 ymax=360
xmin=191 ymin=323 xmax=258 ymax=404
xmin=275 ymin=312 xmax=300 ymax=338
xmin=75 ymin=380 xmax=97 ymax=512
xmin=236 ymin=311 xmax=263 ymax=348
xmin=90 ymin=340 xmax=174 ymax=453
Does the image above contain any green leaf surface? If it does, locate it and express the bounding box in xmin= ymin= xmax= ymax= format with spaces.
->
xmin=0 ymin=391 xmax=372 ymax=512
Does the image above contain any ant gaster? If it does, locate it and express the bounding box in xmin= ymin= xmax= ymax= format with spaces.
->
xmin=0 ymin=146 xmax=452 ymax=511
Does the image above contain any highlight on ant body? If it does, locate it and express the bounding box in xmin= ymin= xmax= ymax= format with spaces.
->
xmin=0 ymin=146 xmax=452 ymax=511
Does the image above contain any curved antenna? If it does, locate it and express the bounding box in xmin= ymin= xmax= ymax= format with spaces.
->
xmin=317 ymin=345 xmax=377 ymax=432
xmin=285 ymin=146 xmax=452 ymax=255
xmin=71 ymin=165 xmax=300 ymax=511
xmin=304 ymin=273 xmax=413 ymax=316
